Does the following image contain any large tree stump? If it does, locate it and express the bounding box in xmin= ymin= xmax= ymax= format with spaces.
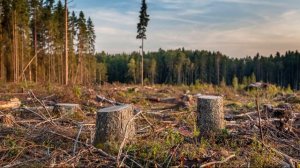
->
xmin=197 ymin=95 xmax=224 ymax=137
xmin=93 ymin=104 xmax=135 ymax=147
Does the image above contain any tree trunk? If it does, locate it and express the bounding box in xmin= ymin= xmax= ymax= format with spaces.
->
xmin=34 ymin=8 xmax=38 ymax=83
xmin=65 ymin=0 xmax=68 ymax=85
xmin=93 ymin=104 xmax=135 ymax=147
xmin=21 ymin=31 xmax=24 ymax=82
xmin=0 ymin=46 xmax=2 ymax=81
xmin=197 ymin=95 xmax=224 ymax=137
xmin=12 ymin=10 xmax=16 ymax=82
xmin=15 ymin=20 xmax=19 ymax=83
xmin=141 ymin=38 xmax=144 ymax=86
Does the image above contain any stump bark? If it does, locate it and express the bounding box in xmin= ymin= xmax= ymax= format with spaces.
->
xmin=197 ymin=95 xmax=224 ymax=137
xmin=53 ymin=103 xmax=80 ymax=115
xmin=93 ymin=104 xmax=135 ymax=147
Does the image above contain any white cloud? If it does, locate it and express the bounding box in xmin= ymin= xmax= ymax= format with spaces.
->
xmin=76 ymin=0 xmax=300 ymax=57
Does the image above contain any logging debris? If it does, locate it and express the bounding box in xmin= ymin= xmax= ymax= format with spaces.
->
xmin=0 ymin=84 xmax=299 ymax=167
xmin=0 ymin=98 xmax=21 ymax=110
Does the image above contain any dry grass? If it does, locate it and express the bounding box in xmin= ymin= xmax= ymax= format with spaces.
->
xmin=0 ymin=83 xmax=299 ymax=167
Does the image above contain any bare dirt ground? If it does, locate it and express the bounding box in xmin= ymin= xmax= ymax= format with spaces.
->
xmin=0 ymin=83 xmax=300 ymax=167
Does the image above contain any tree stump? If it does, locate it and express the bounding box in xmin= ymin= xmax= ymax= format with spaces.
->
xmin=197 ymin=95 xmax=224 ymax=137
xmin=53 ymin=103 xmax=80 ymax=116
xmin=93 ymin=104 xmax=135 ymax=147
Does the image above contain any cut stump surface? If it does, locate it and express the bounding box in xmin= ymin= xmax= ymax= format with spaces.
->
xmin=93 ymin=104 xmax=135 ymax=147
xmin=197 ymin=95 xmax=224 ymax=137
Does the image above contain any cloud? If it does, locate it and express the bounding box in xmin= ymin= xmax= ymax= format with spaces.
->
xmin=73 ymin=0 xmax=300 ymax=57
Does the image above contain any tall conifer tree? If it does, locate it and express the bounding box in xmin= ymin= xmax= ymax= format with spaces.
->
xmin=137 ymin=0 xmax=149 ymax=86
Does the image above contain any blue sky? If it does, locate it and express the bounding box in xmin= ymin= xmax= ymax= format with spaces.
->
xmin=71 ymin=0 xmax=300 ymax=57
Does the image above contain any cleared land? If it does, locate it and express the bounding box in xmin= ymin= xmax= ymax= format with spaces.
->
xmin=0 ymin=83 xmax=299 ymax=167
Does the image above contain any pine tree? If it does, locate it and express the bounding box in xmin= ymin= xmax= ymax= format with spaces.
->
xmin=43 ymin=0 xmax=55 ymax=83
xmin=0 ymin=0 xmax=95 ymax=84
xmin=53 ymin=0 xmax=65 ymax=84
xmin=29 ymin=0 xmax=40 ymax=83
xmin=69 ymin=11 xmax=77 ymax=83
xmin=65 ymin=0 xmax=68 ymax=85
xmin=86 ymin=17 xmax=96 ymax=83
xmin=76 ymin=11 xmax=88 ymax=84
xmin=15 ymin=0 xmax=29 ymax=82
xmin=0 ymin=1 xmax=3 ymax=80
xmin=137 ymin=0 xmax=150 ymax=86
xmin=87 ymin=17 xmax=96 ymax=55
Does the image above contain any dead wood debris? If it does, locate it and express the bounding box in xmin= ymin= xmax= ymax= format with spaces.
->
xmin=0 ymin=87 xmax=300 ymax=167
xmin=147 ymin=94 xmax=194 ymax=110
xmin=0 ymin=98 xmax=21 ymax=110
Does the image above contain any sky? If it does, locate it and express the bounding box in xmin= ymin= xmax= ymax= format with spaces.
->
xmin=71 ymin=0 xmax=300 ymax=57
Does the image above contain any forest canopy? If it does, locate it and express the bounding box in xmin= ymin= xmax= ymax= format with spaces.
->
xmin=96 ymin=49 xmax=300 ymax=90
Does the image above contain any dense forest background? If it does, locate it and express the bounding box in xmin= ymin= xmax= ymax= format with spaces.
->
xmin=97 ymin=49 xmax=300 ymax=90
xmin=0 ymin=1 xmax=300 ymax=90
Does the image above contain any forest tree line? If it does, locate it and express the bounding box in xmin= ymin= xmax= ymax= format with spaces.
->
xmin=0 ymin=0 xmax=96 ymax=84
xmin=96 ymin=49 xmax=300 ymax=90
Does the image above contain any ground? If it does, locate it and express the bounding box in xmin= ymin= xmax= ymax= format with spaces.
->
xmin=0 ymin=82 xmax=299 ymax=167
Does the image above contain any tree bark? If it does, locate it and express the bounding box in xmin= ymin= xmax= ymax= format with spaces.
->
xmin=34 ymin=8 xmax=38 ymax=83
xmin=197 ymin=95 xmax=224 ymax=137
xmin=141 ymin=38 xmax=144 ymax=86
xmin=65 ymin=0 xmax=68 ymax=85
xmin=93 ymin=104 xmax=135 ymax=147
xmin=12 ymin=10 xmax=16 ymax=82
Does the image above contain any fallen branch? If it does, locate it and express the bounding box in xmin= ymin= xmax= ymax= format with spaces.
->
xmin=73 ymin=123 xmax=84 ymax=156
xmin=225 ymin=111 xmax=257 ymax=121
xmin=96 ymin=95 xmax=123 ymax=105
xmin=29 ymin=90 xmax=55 ymax=126
xmin=46 ymin=129 xmax=115 ymax=160
xmin=200 ymin=154 xmax=236 ymax=168
xmin=117 ymin=110 xmax=143 ymax=167
xmin=146 ymin=97 xmax=178 ymax=104
xmin=18 ymin=49 xmax=43 ymax=81
xmin=265 ymin=143 xmax=298 ymax=168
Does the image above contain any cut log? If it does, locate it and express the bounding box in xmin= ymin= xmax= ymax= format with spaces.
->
xmin=146 ymin=97 xmax=177 ymax=103
xmin=93 ymin=104 xmax=135 ymax=147
xmin=197 ymin=95 xmax=224 ymax=137
xmin=96 ymin=95 xmax=123 ymax=105
xmin=225 ymin=111 xmax=257 ymax=121
xmin=0 ymin=98 xmax=21 ymax=110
